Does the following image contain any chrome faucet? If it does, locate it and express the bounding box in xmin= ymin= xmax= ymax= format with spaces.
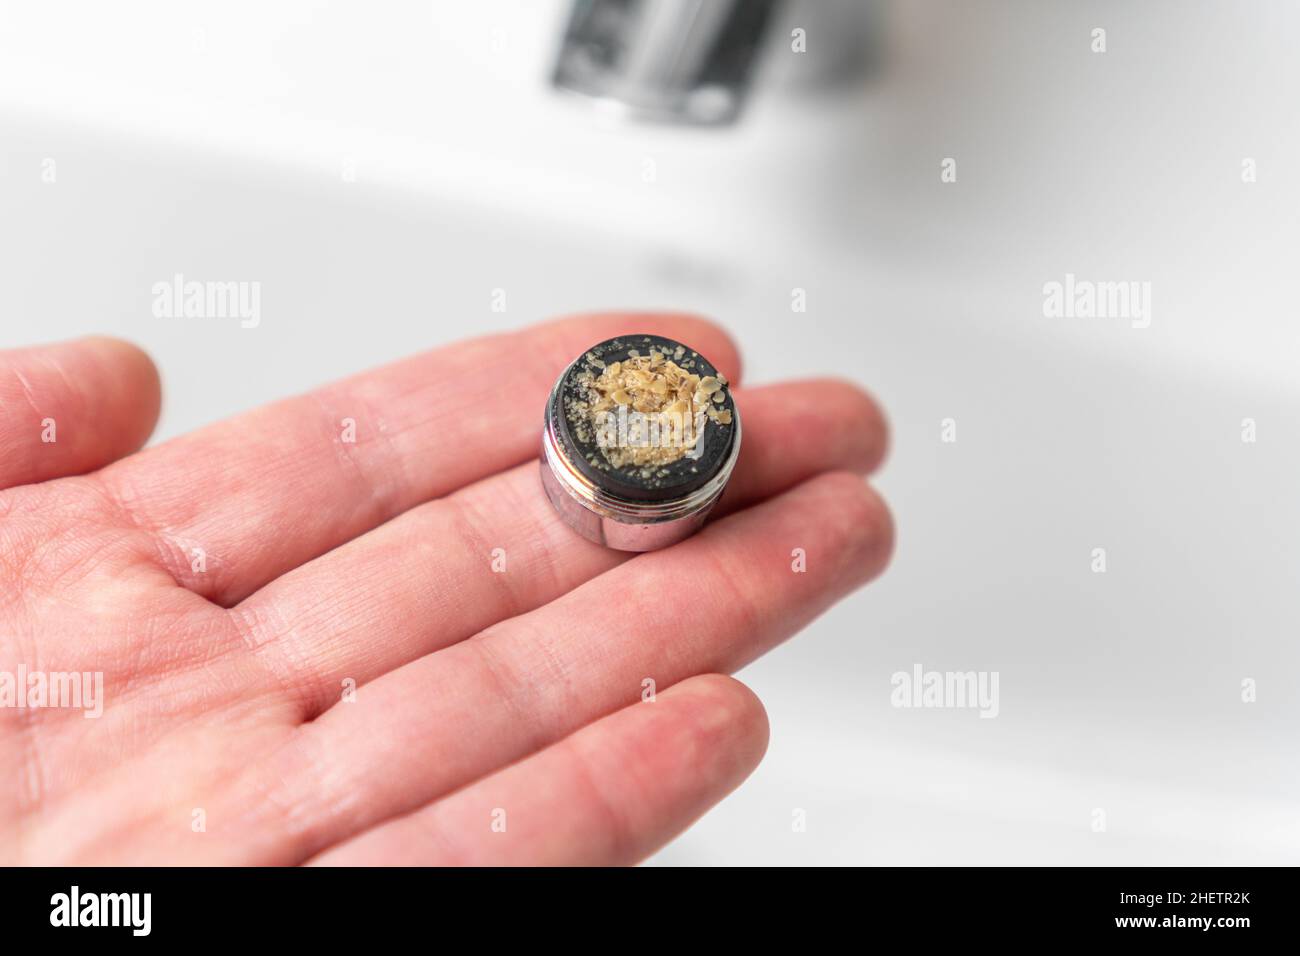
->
xmin=553 ymin=0 xmax=878 ymax=125
xmin=552 ymin=0 xmax=781 ymax=125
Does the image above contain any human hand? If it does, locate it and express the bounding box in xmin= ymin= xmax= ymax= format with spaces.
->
xmin=0 ymin=314 xmax=891 ymax=865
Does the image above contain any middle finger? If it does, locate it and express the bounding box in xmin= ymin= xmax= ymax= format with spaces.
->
xmin=227 ymin=378 xmax=886 ymax=718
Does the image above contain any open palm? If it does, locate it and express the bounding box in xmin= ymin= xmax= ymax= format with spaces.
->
xmin=0 ymin=313 xmax=891 ymax=865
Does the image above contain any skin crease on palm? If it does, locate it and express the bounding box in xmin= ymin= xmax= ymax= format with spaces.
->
xmin=0 ymin=313 xmax=892 ymax=866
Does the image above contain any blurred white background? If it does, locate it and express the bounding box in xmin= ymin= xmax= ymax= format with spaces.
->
xmin=2 ymin=0 xmax=1298 ymax=864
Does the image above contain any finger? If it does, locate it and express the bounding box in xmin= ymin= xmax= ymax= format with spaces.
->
xmin=310 ymin=674 xmax=768 ymax=866
xmin=222 ymin=470 xmax=891 ymax=861
xmin=95 ymin=313 xmax=741 ymax=605
xmin=0 ymin=337 xmax=160 ymax=490
xmin=227 ymin=379 xmax=886 ymax=718
xmin=723 ymin=377 xmax=887 ymax=501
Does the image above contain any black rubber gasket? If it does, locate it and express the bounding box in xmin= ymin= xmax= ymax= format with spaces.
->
xmin=553 ymin=334 xmax=737 ymax=503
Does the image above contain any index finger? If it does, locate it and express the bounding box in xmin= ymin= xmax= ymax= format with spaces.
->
xmin=0 ymin=337 xmax=160 ymax=490
xmin=92 ymin=314 xmax=740 ymax=605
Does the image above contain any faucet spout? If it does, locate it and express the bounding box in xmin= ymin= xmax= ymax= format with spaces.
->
xmin=552 ymin=0 xmax=780 ymax=125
